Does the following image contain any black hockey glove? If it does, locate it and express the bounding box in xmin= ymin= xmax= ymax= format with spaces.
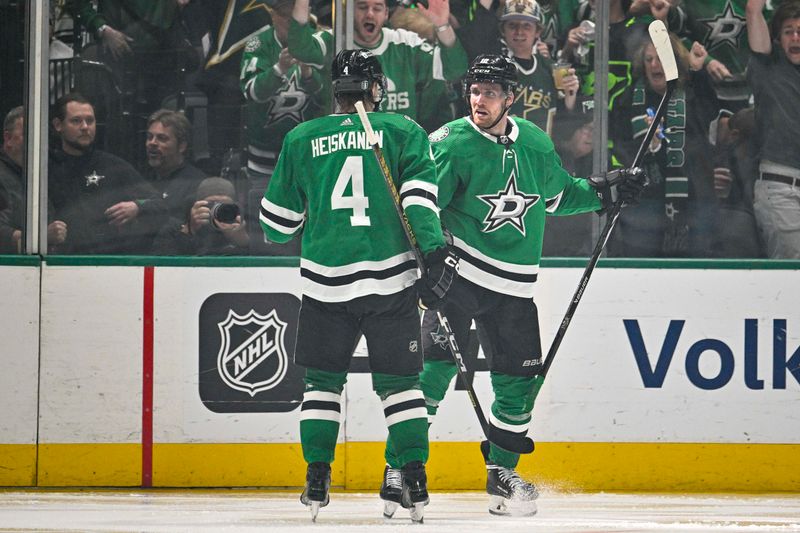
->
xmin=587 ymin=167 xmax=648 ymax=211
xmin=415 ymin=246 xmax=459 ymax=310
xmin=615 ymin=167 xmax=648 ymax=205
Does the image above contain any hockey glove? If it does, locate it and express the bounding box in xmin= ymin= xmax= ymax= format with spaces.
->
xmin=615 ymin=167 xmax=648 ymax=205
xmin=587 ymin=167 xmax=648 ymax=211
xmin=415 ymin=246 xmax=459 ymax=310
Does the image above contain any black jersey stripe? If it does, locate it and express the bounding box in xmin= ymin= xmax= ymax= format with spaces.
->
xmin=301 ymin=400 xmax=341 ymax=413
xmin=384 ymin=398 xmax=427 ymax=417
xmin=260 ymin=204 xmax=303 ymax=229
xmin=458 ymin=249 xmax=538 ymax=284
xmin=400 ymin=188 xmax=438 ymax=205
xmin=301 ymin=259 xmax=417 ymax=287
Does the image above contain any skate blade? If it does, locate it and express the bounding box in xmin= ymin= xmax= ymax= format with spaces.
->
xmin=487 ymin=495 xmax=537 ymax=517
xmin=383 ymin=500 xmax=399 ymax=519
xmin=309 ymin=501 xmax=321 ymax=522
xmin=410 ymin=502 xmax=424 ymax=523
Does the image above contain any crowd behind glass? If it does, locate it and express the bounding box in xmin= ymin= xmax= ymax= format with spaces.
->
xmin=1 ymin=0 xmax=798 ymax=259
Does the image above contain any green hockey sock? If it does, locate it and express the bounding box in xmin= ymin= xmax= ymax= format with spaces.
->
xmin=487 ymin=372 xmax=541 ymax=468
xmin=299 ymin=368 xmax=348 ymax=465
xmin=374 ymin=372 xmax=429 ymax=468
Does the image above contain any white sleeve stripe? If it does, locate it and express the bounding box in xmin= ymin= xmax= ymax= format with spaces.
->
xmin=400 ymin=180 xmax=438 ymax=196
xmin=545 ymin=191 xmax=563 ymax=213
xmin=260 ymin=197 xmax=304 ymax=221
xmin=260 ymin=212 xmax=299 ymax=235
xmin=401 ymin=196 xmax=440 ymax=215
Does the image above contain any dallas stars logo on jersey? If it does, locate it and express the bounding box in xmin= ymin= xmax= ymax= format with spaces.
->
xmin=477 ymin=169 xmax=539 ymax=236
xmin=266 ymin=71 xmax=312 ymax=125
xmin=698 ymin=0 xmax=747 ymax=53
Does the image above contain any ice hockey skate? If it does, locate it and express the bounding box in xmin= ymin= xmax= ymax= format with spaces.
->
xmin=399 ymin=461 xmax=429 ymax=523
xmin=299 ymin=462 xmax=331 ymax=522
xmin=481 ymin=440 xmax=538 ymax=516
xmin=379 ymin=464 xmax=403 ymax=518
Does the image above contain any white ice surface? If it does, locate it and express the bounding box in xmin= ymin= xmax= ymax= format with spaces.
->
xmin=1 ymin=491 xmax=799 ymax=532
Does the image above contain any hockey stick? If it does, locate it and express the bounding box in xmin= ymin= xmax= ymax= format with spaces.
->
xmin=355 ymin=101 xmax=535 ymax=454
xmin=540 ymin=20 xmax=679 ymax=381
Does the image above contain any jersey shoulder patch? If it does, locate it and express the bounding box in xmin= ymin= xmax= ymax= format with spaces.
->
xmin=245 ymin=37 xmax=261 ymax=53
xmin=428 ymin=126 xmax=450 ymax=143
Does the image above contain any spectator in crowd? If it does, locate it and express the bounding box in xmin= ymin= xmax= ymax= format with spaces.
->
xmin=240 ymin=0 xmax=321 ymax=255
xmin=49 ymin=93 xmax=158 ymax=254
xmin=0 ymin=106 xmax=67 ymax=254
xmin=67 ymin=0 xmax=199 ymax=113
xmin=137 ymin=109 xmax=207 ymax=226
xmin=542 ymin=98 xmax=595 ymax=256
xmin=241 ymin=0 xmax=324 ymax=182
xmin=560 ymin=0 xmax=650 ymax=110
xmin=746 ymin=0 xmax=800 ymax=258
xmin=711 ymin=107 xmax=763 ymax=257
xmin=152 ymin=176 xmax=248 ymax=255
xmin=454 ymin=0 xmax=580 ymax=132
xmin=287 ymin=0 xmax=469 ymax=122
xmin=666 ymin=0 xmax=777 ymax=114
xmin=609 ymin=32 xmax=719 ymax=257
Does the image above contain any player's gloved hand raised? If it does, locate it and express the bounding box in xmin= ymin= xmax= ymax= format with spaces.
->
xmin=415 ymin=246 xmax=459 ymax=310
xmin=587 ymin=166 xmax=648 ymax=211
xmin=614 ymin=167 xmax=648 ymax=205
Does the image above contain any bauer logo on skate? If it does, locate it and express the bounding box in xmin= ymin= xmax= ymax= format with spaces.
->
xmin=198 ymin=292 xmax=304 ymax=413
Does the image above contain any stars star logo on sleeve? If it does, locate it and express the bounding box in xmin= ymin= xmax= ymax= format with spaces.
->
xmin=699 ymin=0 xmax=746 ymax=53
xmin=477 ymin=171 xmax=539 ymax=235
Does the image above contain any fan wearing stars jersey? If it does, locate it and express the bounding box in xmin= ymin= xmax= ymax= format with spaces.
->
xmin=382 ymin=55 xmax=647 ymax=517
xmin=48 ymin=93 xmax=158 ymax=254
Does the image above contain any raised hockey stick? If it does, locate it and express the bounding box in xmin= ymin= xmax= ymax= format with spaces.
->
xmin=355 ymin=101 xmax=535 ymax=454
xmin=540 ymin=20 xmax=679 ymax=381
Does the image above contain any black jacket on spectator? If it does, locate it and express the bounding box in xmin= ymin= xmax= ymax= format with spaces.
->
xmin=151 ymin=217 xmax=247 ymax=256
xmin=138 ymin=162 xmax=207 ymax=225
xmin=49 ymin=147 xmax=158 ymax=254
xmin=0 ymin=150 xmax=23 ymax=253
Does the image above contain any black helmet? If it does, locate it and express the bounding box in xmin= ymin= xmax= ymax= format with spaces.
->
xmin=462 ymin=54 xmax=518 ymax=97
xmin=332 ymin=49 xmax=386 ymax=107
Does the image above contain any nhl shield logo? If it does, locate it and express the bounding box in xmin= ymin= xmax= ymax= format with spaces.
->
xmin=217 ymin=309 xmax=289 ymax=397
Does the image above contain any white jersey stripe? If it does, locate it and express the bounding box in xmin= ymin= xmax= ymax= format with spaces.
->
xmin=302 ymin=270 xmax=417 ymax=302
xmin=301 ymin=252 xmax=416 ymax=278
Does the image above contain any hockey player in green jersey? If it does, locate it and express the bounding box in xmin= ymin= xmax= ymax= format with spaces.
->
xmin=381 ymin=54 xmax=646 ymax=517
xmin=260 ymin=49 xmax=458 ymax=523
xmin=287 ymin=0 xmax=469 ymax=121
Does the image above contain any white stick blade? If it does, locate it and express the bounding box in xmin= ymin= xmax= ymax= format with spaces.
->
xmin=354 ymin=101 xmax=379 ymax=146
xmin=648 ymin=20 xmax=678 ymax=82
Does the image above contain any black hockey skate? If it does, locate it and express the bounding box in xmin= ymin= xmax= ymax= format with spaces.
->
xmin=379 ymin=465 xmax=403 ymax=518
xmin=300 ymin=462 xmax=331 ymax=522
xmin=400 ymin=461 xmax=429 ymax=523
xmin=481 ymin=440 xmax=538 ymax=517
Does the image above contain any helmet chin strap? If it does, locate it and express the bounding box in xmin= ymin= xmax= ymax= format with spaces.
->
xmin=473 ymin=98 xmax=511 ymax=135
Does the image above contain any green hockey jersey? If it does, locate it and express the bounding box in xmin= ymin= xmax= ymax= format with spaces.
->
xmin=261 ymin=112 xmax=446 ymax=302
xmin=287 ymin=22 xmax=468 ymax=120
xmin=240 ymin=27 xmax=325 ymax=174
xmin=430 ymin=116 xmax=600 ymax=297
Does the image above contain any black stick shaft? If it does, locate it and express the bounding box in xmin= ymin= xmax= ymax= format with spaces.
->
xmin=541 ymin=80 xmax=676 ymax=381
